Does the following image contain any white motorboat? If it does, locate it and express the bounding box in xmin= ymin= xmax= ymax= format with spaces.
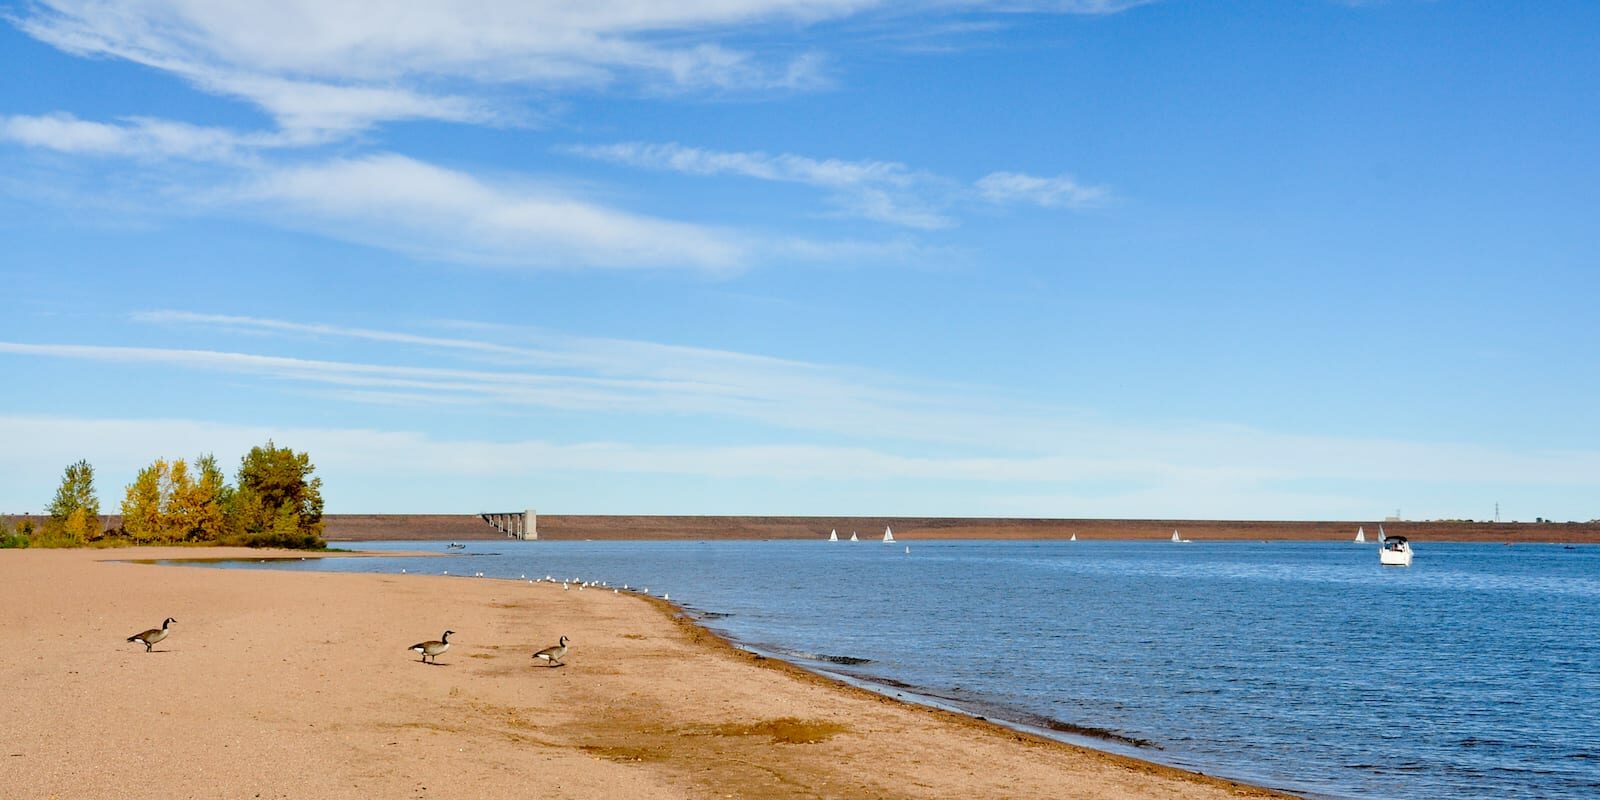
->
xmin=1379 ymin=531 xmax=1413 ymax=567
xmin=883 ymin=526 xmax=895 ymax=543
xmin=1354 ymin=526 xmax=1366 ymax=543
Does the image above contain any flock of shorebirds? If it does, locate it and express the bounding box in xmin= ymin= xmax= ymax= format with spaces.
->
xmin=125 ymin=571 xmax=578 ymax=670
xmin=127 ymin=616 xmax=569 ymax=668
xmin=127 ymin=616 xmax=570 ymax=669
xmin=405 ymin=630 xmax=569 ymax=667
xmin=124 ymin=561 xmax=673 ymax=667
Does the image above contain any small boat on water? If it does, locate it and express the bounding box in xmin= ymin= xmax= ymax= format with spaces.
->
xmin=883 ymin=526 xmax=895 ymax=543
xmin=1171 ymin=530 xmax=1190 ymax=543
xmin=446 ymin=542 xmax=465 ymax=550
xmin=1379 ymin=527 xmax=1413 ymax=567
xmin=1070 ymin=533 xmax=1077 ymax=542
xmin=828 ymin=529 xmax=838 ymax=542
xmin=1354 ymin=526 xmax=1366 ymax=543
xmin=849 ymin=531 xmax=859 ymax=542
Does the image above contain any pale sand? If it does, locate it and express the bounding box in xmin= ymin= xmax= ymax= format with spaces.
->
xmin=0 ymin=548 xmax=1297 ymax=799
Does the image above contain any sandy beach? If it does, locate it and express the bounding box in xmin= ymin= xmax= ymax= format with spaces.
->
xmin=0 ymin=548 xmax=1296 ymax=799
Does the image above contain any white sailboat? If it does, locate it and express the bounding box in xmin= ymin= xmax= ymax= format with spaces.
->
xmin=1171 ymin=529 xmax=1190 ymax=543
xmin=883 ymin=526 xmax=895 ymax=543
xmin=849 ymin=531 xmax=859 ymax=542
xmin=828 ymin=529 xmax=838 ymax=542
xmin=1354 ymin=526 xmax=1366 ymax=543
xmin=1070 ymin=533 xmax=1077 ymax=542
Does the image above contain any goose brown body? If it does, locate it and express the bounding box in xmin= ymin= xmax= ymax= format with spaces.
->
xmin=409 ymin=630 xmax=453 ymax=664
xmin=127 ymin=617 xmax=176 ymax=652
xmin=532 ymin=635 xmax=568 ymax=667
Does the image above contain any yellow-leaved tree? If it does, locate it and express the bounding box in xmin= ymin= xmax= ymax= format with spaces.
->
xmin=122 ymin=459 xmax=169 ymax=544
xmin=123 ymin=455 xmax=231 ymax=544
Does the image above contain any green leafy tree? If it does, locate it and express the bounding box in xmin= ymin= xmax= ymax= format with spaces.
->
xmin=0 ymin=517 xmax=26 ymax=548
xmin=45 ymin=460 xmax=100 ymax=546
xmin=233 ymin=441 xmax=324 ymax=547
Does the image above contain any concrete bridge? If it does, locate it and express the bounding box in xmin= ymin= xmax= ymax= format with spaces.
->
xmin=480 ymin=509 xmax=537 ymax=540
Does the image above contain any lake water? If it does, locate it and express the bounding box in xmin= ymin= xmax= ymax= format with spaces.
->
xmin=203 ymin=539 xmax=1600 ymax=799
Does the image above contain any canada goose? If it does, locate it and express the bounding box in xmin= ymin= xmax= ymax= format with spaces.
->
xmin=532 ymin=635 xmax=568 ymax=667
xmin=409 ymin=630 xmax=454 ymax=664
xmin=127 ymin=617 xmax=176 ymax=652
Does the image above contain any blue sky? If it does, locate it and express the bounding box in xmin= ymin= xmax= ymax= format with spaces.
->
xmin=2 ymin=0 xmax=1597 ymax=520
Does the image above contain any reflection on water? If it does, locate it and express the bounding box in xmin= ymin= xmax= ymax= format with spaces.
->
xmin=204 ymin=539 xmax=1600 ymax=800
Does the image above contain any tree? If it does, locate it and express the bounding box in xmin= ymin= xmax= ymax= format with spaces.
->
xmin=122 ymin=459 xmax=168 ymax=544
xmin=234 ymin=441 xmax=324 ymax=546
xmin=123 ymin=455 xmax=231 ymax=544
xmin=0 ymin=516 xmax=26 ymax=548
xmin=179 ymin=454 xmax=228 ymax=542
xmin=45 ymin=460 xmax=100 ymax=545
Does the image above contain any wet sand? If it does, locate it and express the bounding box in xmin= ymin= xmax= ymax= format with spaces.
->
xmin=0 ymin=548 xmax=1297 ymax=799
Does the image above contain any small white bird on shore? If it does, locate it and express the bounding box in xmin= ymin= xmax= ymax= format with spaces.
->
xmin=127 ymin=617 xmax=176 ymax=652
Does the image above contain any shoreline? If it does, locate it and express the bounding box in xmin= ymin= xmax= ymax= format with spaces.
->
xmin=9 ymin=513 xmax=1598 ymax=544
xmin=325 ymin=514 xmax=1600 ymax=543
xmin=2 ymin=546 xmax=1301 ymax=799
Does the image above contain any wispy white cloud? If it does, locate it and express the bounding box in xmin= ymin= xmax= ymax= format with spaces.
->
xmin=11 ymin=1 xmax=1148 ymax=138
xmin=566 ymin=142 xmax=917 ymax=188
xmin=9 ymin=312 xmax=1600 ymax=510
xmin=0 ymin=112 xmax=292 ymax=162
xmin=975 ymin=170 xmax=1109 ymax=209
xmin=9 ymin=0 xmax=853 ymax=137
xmin=565 ymin=141 xmax=1109 ymax=228
xmin=566 ymin=141 xmax=952 ymax=229
xmin=2 ymin=406 xmax=1594 ymax=517
xmin=231 ymin=153 xmax=748 ymax=271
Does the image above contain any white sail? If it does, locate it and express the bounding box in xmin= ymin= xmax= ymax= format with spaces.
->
xmin=883 ymin=526 xmax=895 ymax=543
xmin=1070 ymin=533 xmax=1077 ymax=541
xmin=849 ymin=531 xmax=859 ymax=542
xmin=1355 ymin=526 xmax=1366 ymax=543
xmin=1172 ymin=530 xmax=1181 ymax=543
xmin=829 ymin=529 xmax=838 ymax=541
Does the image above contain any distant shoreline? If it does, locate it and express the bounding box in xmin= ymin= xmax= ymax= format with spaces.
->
xmin=324 ymin=514 xmax=1600 ymax=543
xmin=8 ymin=513 xmax=1596 ymax=544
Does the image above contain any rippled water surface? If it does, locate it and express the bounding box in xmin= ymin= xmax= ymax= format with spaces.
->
xmin=210 ymin=539 xmax=1600 ymax=799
